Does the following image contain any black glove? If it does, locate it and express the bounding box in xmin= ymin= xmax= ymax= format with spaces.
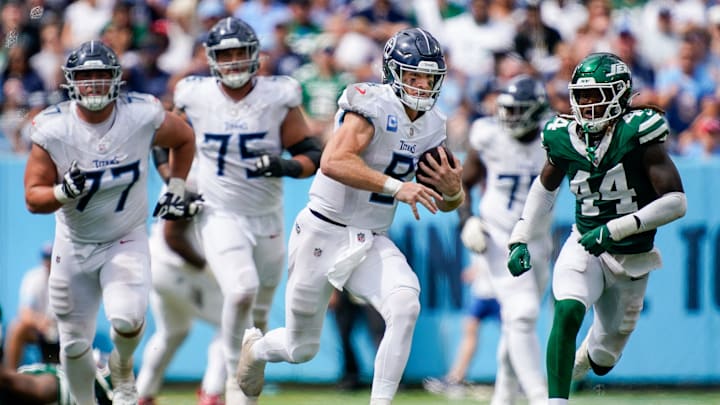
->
xmin=255 ymin=154 xmax=302 ymax=178
xmin=54 ymin=160 xmax=86 ymax=203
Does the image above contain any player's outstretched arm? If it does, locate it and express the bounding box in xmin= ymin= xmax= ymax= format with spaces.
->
xmin=0 ymin=365 xmax=59 ymax=404
xmin=507 ymin=161 xmax=564 ymax=276
xmin=321 ymin=111 xmax=440 ymax=220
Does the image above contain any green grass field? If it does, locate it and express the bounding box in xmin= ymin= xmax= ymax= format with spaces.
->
xmin=153 ymin=383 xmax=720 ymax=405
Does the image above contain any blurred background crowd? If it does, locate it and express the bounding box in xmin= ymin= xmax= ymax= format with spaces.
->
xmin=1 ymin=0 xmax=719 ymax=158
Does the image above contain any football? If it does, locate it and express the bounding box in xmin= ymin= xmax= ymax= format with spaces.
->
xmin=415 ymin=145 xmax=456 ymax=192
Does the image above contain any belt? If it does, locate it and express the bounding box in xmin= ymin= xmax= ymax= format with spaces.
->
xmin=309 ymin=209 xmax=346 ymax=227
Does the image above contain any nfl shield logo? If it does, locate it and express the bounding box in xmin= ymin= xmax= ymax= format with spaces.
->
xmin=313 ymin=248 xmax=322 ymax=257
xmin=357 ymin=233 xmax=365 ymax=243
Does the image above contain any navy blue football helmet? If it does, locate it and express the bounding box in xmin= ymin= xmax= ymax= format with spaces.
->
xmin=62 ymin=40 xmax=123 ymax=111
xmin=205 ymin=17 xmax=260 ymax=88
xmin=382 ymin=28 xmax=446 ymax=112
xmin=496 ymin=74 xmax=548 ymax=138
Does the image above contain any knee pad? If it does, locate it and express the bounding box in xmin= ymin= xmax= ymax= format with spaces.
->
xmin=63 ymin=339 xmax=91 ymax=359
xmin=288 ymin=341 xmax=320 ymax=364
xmin=290 ymin=282 xmax=324 ymax=317
xmin=110 ymin=317 xmax=144 ymax=336
xmin=382 ymin=288 xmax=420 ymax=327
xmin=225 ymin=289 xmax=257 ymax=312
xmin=618 ymin=301 xmax=643 ymax=335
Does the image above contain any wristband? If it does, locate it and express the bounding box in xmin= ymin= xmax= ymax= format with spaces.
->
xmin=281 ymin=158 xmax=303 ymax=178
xmin=442 ymin=189 xmax=464 ymax=202
xmin=167 ymin=177 xmax=186 ymax=196
xmin=382 ymin=177 xmax=403 ymax=197
xmin=53 ymin=184 xmax=71 ymax=204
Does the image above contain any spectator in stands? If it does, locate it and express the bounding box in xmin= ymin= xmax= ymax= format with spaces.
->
xmin=611 ymin=28 xmax=657 ymax=106
xmin=138 ymin=23 xmax=172 ymax=106
xmin=442 ymin=0 xmax=515 ymax=87
xmin=267 ymin=20 xmax=306 ymax=76
xmin=233 ymin=0 xmax=291 ymax=52
xmin=0 ymin=44 xmax=45 ymax=154
xmin=638 ymin=6 xmax=681 ymax=72
xmin=538 ymin=0 xmax=588 ymax=43
xmin=294 ymin=43 xmax=354 ymax=142
xmin=544 ymin=42 xmax=576 ymax=115
xmin=4 ymin=243 xmax=58 ymax=368
xmin=61 ymin=0 xmax=112 ymax=51
xmin=350 ymin=0 xmax=410 ymax=44
xmin=656 ymin=32 xmax=717 ymax=150
xmin=29 ymin=21 xmax=65 ymax=105
xmin=513 ymin=0 xmax=563 ymax=76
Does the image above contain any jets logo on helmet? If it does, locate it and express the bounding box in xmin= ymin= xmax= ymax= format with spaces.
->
xmin=382 ymin=28 xmax=447 ymax=112
xmin=205 ymin=17 xmax=260 ymax=89
xmin=62 ymin=40 xmax=123 ymax=111
xmin=569 ymin=52 xmax=633 ymax=135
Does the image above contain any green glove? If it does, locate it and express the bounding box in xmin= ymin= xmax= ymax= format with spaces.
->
xmin=508 ymin=243 xmax=532 ymax=277
xmin=578 ymin=224 xmax=614 ymax=256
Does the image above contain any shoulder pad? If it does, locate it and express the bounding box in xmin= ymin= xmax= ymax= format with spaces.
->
xmin=264 ymin=75 xmax=302 ymax=107
xmin=622 ymin=108 xmax=668 ymax=145
xmin=541 ymin=115 xmax=571 ymax=145
xmin=468 ymin=117 xmax=497 ymax=150
xmin=174 ymin=76 xmax=208 ymax=109
xmin=123 ymin=92 xmax=160 ymax=104
xmin=337 ymin=82 xmax=380 ymax=120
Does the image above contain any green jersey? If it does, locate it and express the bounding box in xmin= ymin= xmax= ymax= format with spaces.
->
xmin=542 ymin=108 xmax=669 ymax=254
xmin=18 ymin=362 xmax=113 ymax=405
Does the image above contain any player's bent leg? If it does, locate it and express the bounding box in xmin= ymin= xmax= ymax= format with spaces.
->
xmin=547 ymin=299 xmax=586 ymax=399
xmin=371 ymin=287 xmax=420 ymax=402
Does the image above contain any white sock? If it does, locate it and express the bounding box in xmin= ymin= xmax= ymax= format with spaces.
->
xmin=63 ymin=347 xmax=96 ymax=405
xmin=111 ymin=322 xmax=144 ymax=366
xmin=549 ymin=398 xmax=568 ymax=405
xmin=201 ymin=334 xmax=226 ymax=395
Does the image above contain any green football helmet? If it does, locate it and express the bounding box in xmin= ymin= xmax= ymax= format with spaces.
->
xmin=569 ymin=52 xmax=633 ymax=134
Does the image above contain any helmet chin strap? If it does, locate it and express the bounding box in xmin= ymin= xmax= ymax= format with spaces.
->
xmin=583 ymin=128 xmax=598 ymax=164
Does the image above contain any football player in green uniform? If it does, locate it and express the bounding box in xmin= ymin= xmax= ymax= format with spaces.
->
xmin=505 ymin=52 xmax=686 ymax=404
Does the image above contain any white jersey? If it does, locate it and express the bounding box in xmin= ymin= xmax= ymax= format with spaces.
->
xmin=31 ymin=94 xmax=165 ymax=244
xmin=468 ymin=117 xmax=549 ymax=236
xmin=19 ymin=266 xmax=50 ymax=314
xmin=308 ymin=83 xmax=447 ymax=232
xmin=174 ymin=75 xmax=302 ymax=216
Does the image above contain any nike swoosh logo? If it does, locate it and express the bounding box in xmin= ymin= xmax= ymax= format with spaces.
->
xmin=595 ymin=228 xmax=603 ymax=244
xmin=119 ymin=239 xmax=133 ymax=245
xmin=354 ymin=86 xmax=366 ymax=95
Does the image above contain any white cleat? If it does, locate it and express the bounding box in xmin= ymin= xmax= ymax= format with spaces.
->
xmin=572 ymin=335 xmax=591 ymax=381
xmin=225 ymin=377 xmax=258 ymax=405
xmin=109 ymin=350 xmax=138 ymax=404
xmin=236 ymin=327 xmax=266 ymax=398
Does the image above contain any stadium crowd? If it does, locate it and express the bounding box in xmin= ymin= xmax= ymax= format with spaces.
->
xmin=0 ymin=0 xmax=719 ymax=157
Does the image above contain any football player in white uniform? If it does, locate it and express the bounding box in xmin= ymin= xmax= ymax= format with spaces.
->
xmin=236 ymin=27 xmax=464 ymax=405
xmin=173 ymin=17 xmax=321 ymax=403
xmin=23 ymin=40 xmax=195 ymax=405
xmin=137 ymin=148 xmax=224 ymax=405
xmin=459 ymin=75 xmax=551 ymax=405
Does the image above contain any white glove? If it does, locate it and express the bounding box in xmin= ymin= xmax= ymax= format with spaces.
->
xmin=153 ymin=178 xmax=187 ymax=220
xmin=461 ymin=216 xmax=487 ymax=253
xmin=53 ymin=160 xmax=86 ymax=204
